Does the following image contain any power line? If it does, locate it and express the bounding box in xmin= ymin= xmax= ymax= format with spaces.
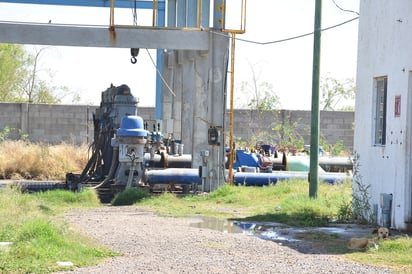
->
xmin=211 ymin=16 xmax=359 ymax=45
xmin=332 ymin=0 xmax=359 ymax=16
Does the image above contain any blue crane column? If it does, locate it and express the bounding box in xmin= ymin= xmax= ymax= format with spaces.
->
xmin=155 ymin=3 xmax=165 ymax=120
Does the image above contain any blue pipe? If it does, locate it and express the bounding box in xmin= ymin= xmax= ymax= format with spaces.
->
xmin=234 ymin=172 xmax=279 ymax=186
xmin=234 ymin=171 xmax=350 ymax=186
xmin=146 ymin=168 xmax=202 ymax=185
xmin=145 ymin=168 xmax=349 ymax=187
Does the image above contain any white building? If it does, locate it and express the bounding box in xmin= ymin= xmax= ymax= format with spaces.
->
xmin=355 ymin=0 xmax=412 ymax=231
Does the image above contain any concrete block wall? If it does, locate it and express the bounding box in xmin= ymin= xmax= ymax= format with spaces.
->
xmin=0 ymin=103 xmax=353 ymax=152
xmin=320 ymin=111 xmax=354 ymax=151
xmin=230 ymin=109 xmax=354 ymax=152
xmin=0 ymin=103 xmax=156 ymax=145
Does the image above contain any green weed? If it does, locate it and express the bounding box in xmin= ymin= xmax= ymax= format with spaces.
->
xmin=138 ymin=179 xmax=353 ymax=226
xmin=111 ymin=187 xmax=150 ymax=206
xmin=0 ymin=187 xmax=115 ymax=273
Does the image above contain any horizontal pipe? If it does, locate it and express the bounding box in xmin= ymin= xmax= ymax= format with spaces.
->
xmin=234 ymin=171 xmax=350 ymax=186
xmin=144 ymin=153 xmax=192 ymax=168
xmin=146 ymin=166 xmax=349 ymax=186
xmin=234 ymin=172 xmax=279 ymax=186
xmin=232 ymin=151 xmax=352 ymax=172
xmin=145 ymin=168 xmax=202 ymax=184
xmin=319 ymin=156 xmax=353 ymax=171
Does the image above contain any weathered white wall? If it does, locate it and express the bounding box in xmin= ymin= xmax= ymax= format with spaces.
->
xmin=355 ymin=0 xmax=412 ymax=230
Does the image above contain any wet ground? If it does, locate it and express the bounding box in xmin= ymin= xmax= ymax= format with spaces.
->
xmin=191 ymin=216 xmax=375 ymax=239
xmin=190 ymin=217 xmax=379 ymax=254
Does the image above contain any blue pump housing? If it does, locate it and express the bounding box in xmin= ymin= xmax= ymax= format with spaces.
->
xmin=117 ymin=115 xmax=147 ymax=137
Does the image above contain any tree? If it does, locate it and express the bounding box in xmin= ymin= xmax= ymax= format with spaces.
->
xmin=0 ymin=44 xmax=80 ymax=104
xmin=236 ymin=62 xmax=281 ymax=111
xmin=0 ymin=44 xmax=26 ymax=101
xmin=233 ymin=62 xmax=284 ymax=150
xmin=320 ymin=76 xmax=355 ymax=111
xmin=18 ymin=46 xmax=72 ymax=104
xmin=272 ymin=115 xmax=305 ymax=153
xmin=245 ymin=81 xmax=281 ymax=111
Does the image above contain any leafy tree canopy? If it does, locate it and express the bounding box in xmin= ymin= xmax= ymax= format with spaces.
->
xmin=0 ymin=44 xmax=26 ymax=102
xmin=320 ymin=75 xmax=355 ymax=111
xmin=236 ymin=61 xmax=281 ymax=111
xmin=0 ymin=43 xmax=80 ymax=104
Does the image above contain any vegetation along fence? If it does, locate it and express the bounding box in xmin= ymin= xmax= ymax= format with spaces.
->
xmin=0 ymin=103 xmax=354 ymax=154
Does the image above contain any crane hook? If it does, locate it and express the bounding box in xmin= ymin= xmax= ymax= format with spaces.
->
xmin=130 ymin=48 xmax=139 ymax=64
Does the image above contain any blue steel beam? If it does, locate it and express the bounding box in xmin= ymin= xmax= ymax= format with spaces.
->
xmin=201 ymin=0 xmax=210 ymax=28
xmin=155 ymin=4 xmax=165 ymax=120
xmin=0 ymin=0 xmax=162 ymax=9
xmin=213 ymin=0 xmax=224 ymax=29
xmin=167 ymin=0 xmax=176 ymax=27
xmin=176 ymin=0 xmax=186 ymax=27
xmin=187 ymin=0 xmax=197 ymax=27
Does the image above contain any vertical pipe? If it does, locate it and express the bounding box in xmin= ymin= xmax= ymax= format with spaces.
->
xmin=228 ymin=33 xmax=235 ymax=185
xmin=240 ymin=0 xmax=246 ymax=31
xmin=152 ymin=0 xmax=158 ymax=27
xmin=198 ymin=0 xmax=202 ymax=28
xmin=309 ymin=0 xmax=322 ymax=198
xmin=110 ymin=0 xmax=115 ymax=26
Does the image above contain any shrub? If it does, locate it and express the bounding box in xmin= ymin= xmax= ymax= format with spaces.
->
xmin=111 ymin=187 xmax=150 ymax=206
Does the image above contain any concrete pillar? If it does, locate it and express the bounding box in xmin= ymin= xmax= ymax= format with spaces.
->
xmin=206 ymin=32 xmax=229 ymax=191
xmin=20 ymin=103 xmax=29 ymax=136
xmin=160 ymin=32 xmax=229 ymax=192
xmin=192 ymin=50 xmax=210 ymax=173
xmin=173 ymin=51 xmax=183 ymax=141
xmin=162 ymin=51 xmax=175 ymax=135
xmin=181 ymin=51 xmax=195 ymax=154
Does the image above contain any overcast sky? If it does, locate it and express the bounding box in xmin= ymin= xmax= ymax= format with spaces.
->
xmin=0 ymin=0 xmax=360 ymax=109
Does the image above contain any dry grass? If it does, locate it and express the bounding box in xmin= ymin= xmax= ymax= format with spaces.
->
xmin=0 ymin=140 xmax=88 ymax=180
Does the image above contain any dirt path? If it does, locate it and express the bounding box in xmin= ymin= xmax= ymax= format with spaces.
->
xmin=56 ymin=206 xmax=393 ymax=274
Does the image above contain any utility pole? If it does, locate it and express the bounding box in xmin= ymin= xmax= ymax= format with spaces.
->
xmin=309 ymin=0 xmax=322 ymax=198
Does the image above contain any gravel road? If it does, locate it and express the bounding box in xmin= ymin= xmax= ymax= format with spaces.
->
xmin=56 ymin=206 xmax=393 ymax=274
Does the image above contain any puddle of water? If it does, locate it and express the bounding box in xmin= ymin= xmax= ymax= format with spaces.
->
xmin=312 ymin=225 xmax=375 ymax=238
xmin=190 ymin=217 xmax=247 ymax=234
xmin=190 ymin=217 xmax=374 ymax=243
xmin=190 ymin=217 xmax=300 ymax=242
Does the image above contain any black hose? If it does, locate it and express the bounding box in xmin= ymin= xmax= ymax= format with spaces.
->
xmin=93 ymin=147 xmax=119 ymax=189
xmin=79 ymin=133 xmax=104 ymax=182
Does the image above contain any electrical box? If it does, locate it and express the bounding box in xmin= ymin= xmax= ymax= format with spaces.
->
xmin=198 ymin=165 xmax=208 ymax=178
xmin=380 ymin=193 xmax=393 ymax=228
xmin=208 ymin=127 xmax=219 ymax=145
